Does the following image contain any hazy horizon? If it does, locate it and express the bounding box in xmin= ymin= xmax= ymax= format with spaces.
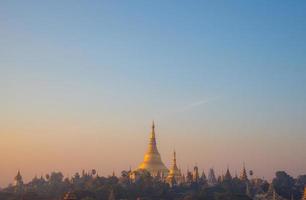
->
xmin=1 ymin=1 xmax=306 ymax=187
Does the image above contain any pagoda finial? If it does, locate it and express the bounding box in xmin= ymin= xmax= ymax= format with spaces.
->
xmin=173 ymin=150 xmax=177 ymax=165
xmin=150 ymin=121 xmax=156 ymax=140
xmin=169 ymin=149 xmax=178 ymax=172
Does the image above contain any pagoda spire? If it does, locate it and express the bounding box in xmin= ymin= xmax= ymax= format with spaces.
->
xmin=148 ymin=121 xmax=157 ymax=153
xmin=170 ymin=150 xmax=179 ymax=175
xmin=150 ymin=120 xmax=156 ymax=140
xmin=138 ymin=122 xmax=168 ymax=176
xmin=14 ymin=170 xmax=23 ymax=186
xmin=240 ymin=162 xmax=248 ymax=181
xmin=166 ymin=149 xmax=182 ymax=186
xmin=172 ymin=150 xmax=177 ymax=168
xmin=224 ymin=166 xmax=232 ymax=181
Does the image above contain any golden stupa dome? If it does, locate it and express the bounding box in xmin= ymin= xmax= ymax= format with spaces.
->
xmin=138 ymin=122 xmax=169 ymax=176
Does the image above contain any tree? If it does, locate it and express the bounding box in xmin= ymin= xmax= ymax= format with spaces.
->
xmin=272 ymin=171 xmax=295 ymax=199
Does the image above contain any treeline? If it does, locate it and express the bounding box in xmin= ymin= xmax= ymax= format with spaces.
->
xmin=0 ymin=170 xmax=305 ymax=200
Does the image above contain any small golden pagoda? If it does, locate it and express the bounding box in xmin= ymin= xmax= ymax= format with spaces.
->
xmin=167 ymin=150 xmax=182 ymax=185
xmin=303 ymin=185 xmax=306 ymax=200
xmin=14 ymin=170 xmax=23 ymax=186
xmin=239 ymin=163 xmax=248 ymax=181
xmin=138 ymin=122 xmax=169 ymax=176
xmin=224 ymin=167 xmax=232 ymax=181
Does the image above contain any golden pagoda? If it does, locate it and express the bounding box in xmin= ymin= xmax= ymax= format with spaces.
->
xmin=303 ymin=185 xmax=306 ymax=200
xmin=167 ymin=150 xmax=182 ymax=185
xmin=239 ymin=163 xmax=248 ymax=181
xmin=138 ymin=122 xmax=169 ymax=176
xmin=14 ymin=170 xmax=23 ymax=186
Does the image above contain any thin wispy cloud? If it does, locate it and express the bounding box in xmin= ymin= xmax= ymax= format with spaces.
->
xmin=179 ymin=97 xmax=219 ymax=113
xmin=152 ymin=97 xmax=219 ymax=120
xmin=183 ymin=100 xmax=210 ymax=109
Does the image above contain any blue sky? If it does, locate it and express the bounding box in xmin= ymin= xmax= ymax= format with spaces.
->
xmin=1 ymin=0 xmax=306 ymax=186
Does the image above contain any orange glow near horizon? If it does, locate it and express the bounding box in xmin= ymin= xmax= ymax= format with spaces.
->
xmin=1 ymin=119 xmax=305 ymax=187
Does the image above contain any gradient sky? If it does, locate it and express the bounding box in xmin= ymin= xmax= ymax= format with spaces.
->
xmin=1 ymin=0 xmax=306 ymax=187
